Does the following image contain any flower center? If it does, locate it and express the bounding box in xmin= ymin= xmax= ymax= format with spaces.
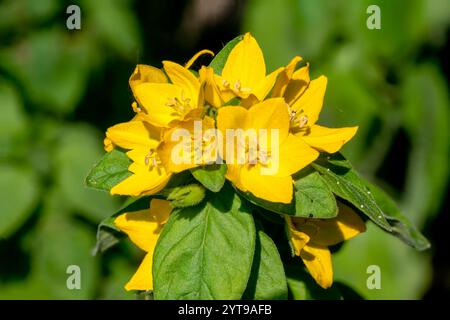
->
xmin=288 ymin=106 xmax=309 ymax=129
xmin=222 ymin=79 xmax=252 ymax=95
xmin=187 ymin=133 xmax=219 ymax=164
xmin=236 ymin=136 xmax=272 ymax=167
xmin=165 ymin=91 xmax=192 ymax=117
xmin=144 ymin=149 xmax=162 ymax=169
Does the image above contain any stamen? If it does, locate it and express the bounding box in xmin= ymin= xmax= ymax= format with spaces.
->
xmin=290 ymin=110 xmax=297 ymax=121
xmin=144 ymin=149 xmax=161 ymax=169
xmin=164 ymin=92 xmax=192 ymax=116
xmin=234 ymin=80 xmax=241 ymax=91
xmin=299 ymin=115 xmax=308 ymax=128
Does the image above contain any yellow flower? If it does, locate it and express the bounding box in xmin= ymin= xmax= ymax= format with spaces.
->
xmin=285 ymin=203 xmax=366 ymax=289
xmin=211 ymin=33 xmax=283 ymax=107
xmin=157 ymin=116 xmax=217 ymax=173
xmin=105 ymin=116 xmax=171 ymax=196
xmin=273 ymin=57 xmax=358 ymax=153
xmin=129 ymin=57 xmax=208 ymax=128
xmin=217 ymin=98 xmax=319 ymax=203
xmin=114 ymin=199 xmax=173 ymax=291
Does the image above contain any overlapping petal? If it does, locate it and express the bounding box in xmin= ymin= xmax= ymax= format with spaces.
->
xmin=115 ymin=199 xmax=172 ymax=291
xmin=286 ymin=203 xmax=365 ymax=289
xmin=300 ymin=125 xmax=358 ymax=153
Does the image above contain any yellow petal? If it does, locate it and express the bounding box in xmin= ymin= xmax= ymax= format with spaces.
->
xmin=225 ymin=164 xmax=246 ymax=192
xmin=217 ymin=106 xmax=250 ymax=162
xmin=247 ymin=98 xmax=290 ymax=143
xmin=163 ymin=61 xmax=200 ymax=106
xmin=185 ymin=49 xmax=214 ymax=69
xmin=217 ymin=106 xmax=249 ymax=131
xmin=106 ymin=120 xmax=160 ymax=151
xmin=125 ymin=252 xmax=154 ymax=291
xmin=157 ymin=138 xmax=199 ymax=173
xmin=129 ymin=64 xmax=167 ymax=97
xmin=300 ymin=125 xmax=358 ymax=153
xmin=240 ymin=94 xmax=260 ymax=108
xmin=291 ymin=75 xmax=327 ymax=126
xmin=284 ymin=64 xmax=310 ymax=105
xmin=149 ymin=198 xmax=172 ymax=225
xmin=252 ymin=67 xmax=284 ymax=101
xmin=158 ymin=117 xmax=215 ymax=172
xmin=214 ymin=74 xmax=239 ymax=101
xmin=272 ymin=56 xmax=302 ymax=98
xmin=199 ymin=66 xmax=225 ymax=108
xmin=117 ymin=199 xmax=172 ymax=292
xmin=270 ymin=133 xmax=319 ymax=177
xmin=222 ymin=33 xmax=266 ymax=91
xmin=114 ymin=210 xmax=162 ymax=252
xmin=240 ymin=165 xmax=293 ymax=203
xmin=305 ymin=202 xmax=366 ymax=247
xmin=285 ymin=216 xmax=311 ymax=256
xmin=134 ymin=83 xmax=183 ymax=127
xmin=111 ymin=163 xmax=170 ymax=196
xmin=300 ymin=244 xmax=333 ymax=289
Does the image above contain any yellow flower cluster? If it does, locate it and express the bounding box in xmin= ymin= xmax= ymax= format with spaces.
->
xmin=104 ymin=33 xmax=357 ymax=203
xmin=107 ymin=33 xmax=364 ymax=292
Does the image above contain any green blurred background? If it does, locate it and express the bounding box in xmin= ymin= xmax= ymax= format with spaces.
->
xmin=0 ymin=0 xmax=448 ymax=299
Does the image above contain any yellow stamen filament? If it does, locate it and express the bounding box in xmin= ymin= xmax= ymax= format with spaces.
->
xmin=288 ymin=106 xmax=309 ymax=129
xmin=165 ymin=92 xmax=192 ymax=117
xmin=222 ymin=79 xmax=251 ymax=94
xmin=144 ymin=149 xmax=162 ymax=169
xmin=236 ymin=136 xmax=272 ymax=166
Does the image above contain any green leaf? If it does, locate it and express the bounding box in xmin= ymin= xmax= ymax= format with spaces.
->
xmin=311 ymin=153 xmax=392 ymax=231
xmin=243 ymin=227 xmax=288 ymax=300
xmin=292 ymin=170 xmax=338 ymax=218
xmin=153 ymin=184 xmax=255 ymax=299
xmin=85 ymin=149 xmax=132 ymax=192
xmin=365 ymin=182 xmax=430 ymax=251
xmin=190 ymin=164 xmax=227 ymax=192
xmin=238 ymin=169 xmax=338 ymax=218
xmin=0 ymin=165 xmax=39 ymax=238
xmin=209 ymin=35 xmax=243 ymax=74
xmin=285 ymin=264 xmax=343 ymax=300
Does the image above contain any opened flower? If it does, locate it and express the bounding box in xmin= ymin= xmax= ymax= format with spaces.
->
xmin=104 ymin=117 xmax=171 ymax=196
xmin=130 ymin=56 xmax=209 ymax=128
xmin=285 ymin=203 xmax=366 ymax=288
xmin=208 ymin=33 xmax=283 ymax=107
xmin=273 ymin=56 xmax=358 ymax=153
xmin=217 ymin=98 xmax=319 ymax=203
xmin=157 ymin=116 xmax=218 ymax=173
xmin=114 ymin=199 xmax=172 ymax=291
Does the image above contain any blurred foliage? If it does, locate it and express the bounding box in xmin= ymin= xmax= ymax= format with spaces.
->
xmin=0 ymin=0 xmax=141 ymax=299
xmin=0 ymin=0 xmax=448 ymax=299
xmin=245 ymin=0 xmax=449 ymax=299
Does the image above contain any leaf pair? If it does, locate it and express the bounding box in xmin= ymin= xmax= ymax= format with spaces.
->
xmin=152 ymin=184 xmax=287 ymax=300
